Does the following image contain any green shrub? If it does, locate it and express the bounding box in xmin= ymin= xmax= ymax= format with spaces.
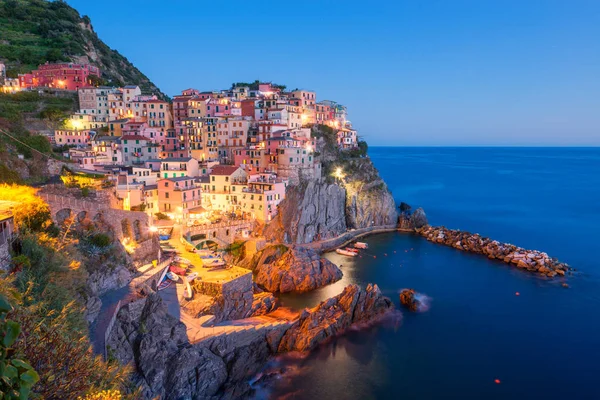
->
xmin=89 ymin=233 xmax=111 ymax=248
xmin=0 ymin=294 xmax=39 ymax=400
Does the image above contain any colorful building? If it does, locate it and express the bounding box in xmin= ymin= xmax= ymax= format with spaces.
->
xmin=19 ymin=62 xmax=100 ymax=91
xmin=157 ymin=176 xmax=202 ymax=219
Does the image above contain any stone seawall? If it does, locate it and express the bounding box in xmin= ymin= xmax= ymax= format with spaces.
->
xmin=418 ymin=225 xmax=571 ymax=278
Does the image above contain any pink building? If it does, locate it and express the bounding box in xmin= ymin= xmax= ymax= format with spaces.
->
xmin=157 ymin=176 xmax=202 ymax=218
xmin=54 ymin=129 xmax=92 ymax=146
xmin=19 ymin=62 xmax=100 ymax=91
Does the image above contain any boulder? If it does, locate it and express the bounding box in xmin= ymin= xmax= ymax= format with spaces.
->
xmin=255 ymin=246 xmax=343 ymax=293
xmin=410 ymin=208 xmax=428 ymax=229
xmin=399 ymin=289 xmax=419 ymax=312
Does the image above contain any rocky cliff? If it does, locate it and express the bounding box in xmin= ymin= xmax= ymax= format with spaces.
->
xmin=107 ymin=293 xmax=278 ymax=399
xmin=264 ymin=162 xmax=398 ymax=244
xmin=108 ymin=284 xmax=392 ymax=399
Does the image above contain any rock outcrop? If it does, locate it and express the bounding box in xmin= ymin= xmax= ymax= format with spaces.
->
xmin=87 ymin=264 xmax=132 ymax=295
xmin=254 ymin=246 xmax=343 ymax=293
xmin=398 ymin=207 xmax=428 ymax=230
xmin=108 ymin=283 xmax=393 ymax=399
xmin=399 ymin=289 xmax=419 ymax=311
xmin=276 ymin=284 xmax=393 ymax=352
xmin=107 ymin=293 xmax=274 ymax=399
xmin=418 ymin=226 xmax=571 ymax=277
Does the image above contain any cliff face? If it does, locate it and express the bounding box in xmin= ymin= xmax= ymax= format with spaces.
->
xmin=107 ymin=293 xmax=283 ymax=399
xmin=264 ymin=126 xmax=398 ymax=245
xmin=264 ymin=167 xmax=398 ymax=245
xmin=264 ymin=181 xmax=347 ymax=243
xmin=108 ymin=284 xmax=393 ymax=399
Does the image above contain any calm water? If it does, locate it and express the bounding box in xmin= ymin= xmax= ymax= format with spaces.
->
xmin=267 ymin=147 xmax=600 ymax=399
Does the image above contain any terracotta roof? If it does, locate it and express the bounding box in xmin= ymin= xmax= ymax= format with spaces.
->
xmin=120 ymin=135 xmax=150 ymax=141
xmin=210 ymin=165 xmax=241 ymax=176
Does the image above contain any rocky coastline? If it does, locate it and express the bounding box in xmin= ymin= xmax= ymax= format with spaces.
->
xmin=417 ymin=225 xmax=572 ymax=277
xmin=107 ymin=283 xmax=393 ymax=399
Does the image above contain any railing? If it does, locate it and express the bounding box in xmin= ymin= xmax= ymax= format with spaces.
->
xmin=185 ymin=220 xmax=253 ymax=234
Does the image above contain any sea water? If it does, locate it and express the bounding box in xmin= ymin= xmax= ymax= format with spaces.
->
xmin=266 ymin=147 xmax=600 ymax=399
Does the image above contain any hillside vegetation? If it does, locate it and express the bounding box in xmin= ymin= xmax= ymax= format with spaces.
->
xmin=0 ymin=0 xmax=166 ymax=98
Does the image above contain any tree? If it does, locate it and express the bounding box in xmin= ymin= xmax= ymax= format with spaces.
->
xmin=45 ymin=48 xmax=63 ymax=62
xmin=0 ymin=293 xmax=39 ymax=400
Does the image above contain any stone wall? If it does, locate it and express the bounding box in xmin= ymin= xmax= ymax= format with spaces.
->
xmin=0 ymin=242 xmax=10 ymax=271
xmin=192 ymin=272 xmax=253 ymax=298
xmin=39 ymin=188 xmax=151 ymax=241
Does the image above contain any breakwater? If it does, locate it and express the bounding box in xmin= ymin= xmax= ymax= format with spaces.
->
xmin=418 ymin=225 xmax=571 ymax=277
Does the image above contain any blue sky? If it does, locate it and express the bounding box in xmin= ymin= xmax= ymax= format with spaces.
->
xmin=67 ymin=0 xmax=600 ymax=146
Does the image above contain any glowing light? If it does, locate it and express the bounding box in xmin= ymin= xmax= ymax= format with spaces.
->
xmin=305 ymin=143 xmax=313 ymax=153
xmin=121 ymin=238 xmax=136 ymax=254
xmin=149 ymin=226 xmax=158 ymax=233
xmin=333 ymin=167 xmax=345 ymax=180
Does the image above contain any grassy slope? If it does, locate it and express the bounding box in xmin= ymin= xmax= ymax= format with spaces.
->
xmin=0 ymin=0 xmax=167 ymax=98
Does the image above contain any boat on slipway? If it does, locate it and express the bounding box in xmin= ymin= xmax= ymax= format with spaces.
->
xmin=336 ymin=248 xmax=358 ymax=257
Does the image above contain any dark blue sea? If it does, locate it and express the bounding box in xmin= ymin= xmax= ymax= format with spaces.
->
xmin=267 ymin=147 xmax=600 ymax=399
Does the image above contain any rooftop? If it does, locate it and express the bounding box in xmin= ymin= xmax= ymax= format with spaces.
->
xmin=210 ymin=165 xmax=241 ymax=176
xmin=121 ymin=135 xmax=150 ymax=141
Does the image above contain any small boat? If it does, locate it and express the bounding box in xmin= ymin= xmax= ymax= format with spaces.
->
xmin=175 ymin=256 xmax=192 ymax=264
xmin=166 ymin=271 xmax=181 ymax=282
xmin=202 ymin=258 xmax=226 ymax=267
xmin=186 ymin=272 xmax=198 ymax=282
xmin=344 ymin=247 xmax=359 ymax=254
xmin=336 ymin=248 xmax=357 ymax=257
xmin=169 ymin=264 xmax=187 ymax=275
xmin=157 ymin=279 xmax=172 ymax=291
xmin=354 ymin=242 xmax=368 ymax=249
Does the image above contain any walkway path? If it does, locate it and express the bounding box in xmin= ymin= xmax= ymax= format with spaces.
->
xmin=301 ymin=225 xmax=404 ymax=252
